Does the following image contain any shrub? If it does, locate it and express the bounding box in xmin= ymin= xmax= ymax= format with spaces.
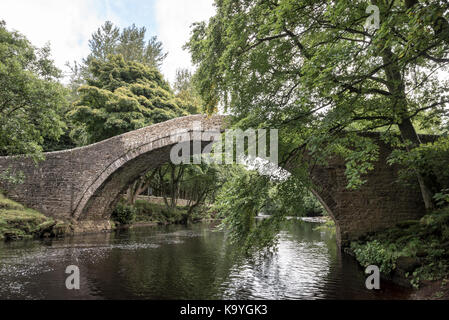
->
xmin=351 ymin=240 xmax=399 ymax=274
xmin=112 ymin=202 xmax=136 ymax=225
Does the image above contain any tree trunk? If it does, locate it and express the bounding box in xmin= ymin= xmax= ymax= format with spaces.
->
xmin=397 ymin=118 xmax=435 ymax=210
xmin=380 ymin=47 xmax=435 ymax=210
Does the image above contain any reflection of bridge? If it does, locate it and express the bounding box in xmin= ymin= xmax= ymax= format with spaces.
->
xmin=0 ymin=115 xmax=426 ymax=247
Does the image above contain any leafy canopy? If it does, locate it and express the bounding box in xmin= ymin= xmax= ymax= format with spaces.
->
xmin=187 ymin=0 xmax=449 ymax=207
xmin=0 ymin=21 xmax=67 ymax=160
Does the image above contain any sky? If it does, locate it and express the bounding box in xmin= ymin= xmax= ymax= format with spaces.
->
xmin=0 ymin=0 xmax=215 ymax=83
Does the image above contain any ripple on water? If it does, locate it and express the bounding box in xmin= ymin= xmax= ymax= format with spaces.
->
xmin=0 ymin=223 xmax=412 ymax=300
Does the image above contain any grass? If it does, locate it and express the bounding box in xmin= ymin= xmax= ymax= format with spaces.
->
xmin=0 ymin=193 xmax=55 ymax=241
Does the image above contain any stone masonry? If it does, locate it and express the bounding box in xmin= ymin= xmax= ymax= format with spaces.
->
xmin=0 ymin=115 xmax=428 ymax=246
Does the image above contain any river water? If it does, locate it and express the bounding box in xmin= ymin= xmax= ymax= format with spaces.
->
xmin=0 ymin=220 xmax=412 ymax=300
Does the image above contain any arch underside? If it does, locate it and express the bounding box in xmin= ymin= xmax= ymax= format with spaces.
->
xmin=78 ymin=141 xmax=212 ymax=220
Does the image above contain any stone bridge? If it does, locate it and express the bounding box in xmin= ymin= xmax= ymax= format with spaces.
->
xmin=0 ymin=115 xmax=427 ymax=246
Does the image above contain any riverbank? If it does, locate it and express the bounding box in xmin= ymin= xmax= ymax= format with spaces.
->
xmin=348 ymin=206 xmax=449 ymax=299
xmin=0 ymin=193 xmax=215 ymax=241
xmin=0 ymin=193 xmax=59 ymax=241
xmin=133 ymin=200 xmax=212 ymax=225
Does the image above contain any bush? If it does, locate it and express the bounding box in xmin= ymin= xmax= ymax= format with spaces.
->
xmin=351 ymin=240 xmax=399 ymax=274
xmin=112 ymin=202 xmax=136 ymax=225
xmin=351 ymin=207 xmax=449 ymax=287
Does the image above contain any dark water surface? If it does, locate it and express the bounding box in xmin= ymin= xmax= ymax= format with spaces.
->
xmin=0 ymin=221 xmax=412 ymax=300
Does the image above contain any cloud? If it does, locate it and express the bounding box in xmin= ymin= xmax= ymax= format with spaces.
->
xmin=0 ymin=0 xmax=121 ymax=77
xmin=155 ymin=0 xmax=215 ymax=84
xmin=0 ymin=0 xmax=215 ymax=84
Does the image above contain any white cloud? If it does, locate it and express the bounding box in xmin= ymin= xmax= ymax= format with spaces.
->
xmin=0 ymin=0 xmax=121 ymax=77
xmin=0 ymin=0 xmax=215 ymax=84
xmin=155 ymin=0 xmax=215 ymax=84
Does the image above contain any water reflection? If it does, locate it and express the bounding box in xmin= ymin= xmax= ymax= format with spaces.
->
xmin=0 ymin=221 xmax=411 ymax=300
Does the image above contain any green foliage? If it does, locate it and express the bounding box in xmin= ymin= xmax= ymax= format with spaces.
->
xmin=388 ymin=136 xmax=449 ymax=198
xmin=134 ymin=200 xmax=175 ymax=224
xmin=69 ymin=55 xmax=188 ymax=144
xmin=300 ymin=193 xmax=326 ymax=217
xmin=269 ymin=175 xmax=324 ymax=217
xmin=187 ymin=0 xmax=449 ymax=210
xmin=0 ymin=21 xmax=68 ymax=160
xmin=66 ymin=21 xmax=170 ymax=108
xmin=352 ymin=207 xmax=449 ymax=287
xmin=335 ymin=136 xmax=380 ymax=190
xmin=173 ymin=68 xmax=203 ymax=114
xmin=112 ymin=202 xmax=137 ymax=225
xmin=212 ymin=166 xmax=287 ymax=252
xmin=0 ymin=167 xmax=25 ymax=185
xmin=130 ymin=200 xmax=210 ymax=225
xmin=434 ymin=189 xmax=449 ymax=207
xmin=351 ymin=240 xmax=399 ymax=274
xmin=314 ymin=218 xmax=336 ymax=237
xmin=211 ymin=161 xmax=328 ymax=251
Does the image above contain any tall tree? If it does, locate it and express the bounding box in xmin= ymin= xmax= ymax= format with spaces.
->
xmin=87 ymin=21 xmax=120 ymax=62
xmin=187 ymin=0 xmax=449 ymax=209
xmin=0 ymin=21 xmax=67 ymax=161
xmin=69 ymin=54 xmax=187 ymax=144
xmin=86 ymin=21 xmax=167 ymax=68
xmin=173 ymin=68 xmax=203 ymax=114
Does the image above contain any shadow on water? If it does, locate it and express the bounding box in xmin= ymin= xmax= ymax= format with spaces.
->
xmin=0 ymin=220 xmax=412 ymax=300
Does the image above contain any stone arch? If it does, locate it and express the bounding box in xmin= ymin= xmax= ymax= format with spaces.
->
xmin=72 ymin=115 xmax=226 ymax=220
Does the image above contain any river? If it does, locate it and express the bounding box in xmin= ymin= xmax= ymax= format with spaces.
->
xmin=0 ymin=220 xmax=412 ymax=300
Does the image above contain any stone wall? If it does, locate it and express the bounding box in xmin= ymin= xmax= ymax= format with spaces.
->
xmin=308 ymin=135 xmax=428 ymax=247
xmin=135 ymin=196 xmax=191 ymax=207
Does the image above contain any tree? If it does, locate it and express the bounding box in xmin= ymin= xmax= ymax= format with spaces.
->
xmin=173 ymin=68 xmax=203 ymax=114
xmin=87 ymin=21 xmax=120 ymax=62
xmin=0 ymin=21 xmax=67 ymax=161
xmin=212 ymin=165 xmax=284 ymax=252
xmin=181 ymin=163 xmax=220 ymax=218
xmin=187 ymin=0 xmax=449 ymax=210
xmin=69 ymin=54 xmax=188 ymax=144
xmin=67 ymin=21 xmax=168 ymax=104
xmin=122 ymin=68 xmax=205 ymax=204
xmin=87 ymin=21 xmax=167 ymax=69
xmin=126 ymin=168 xmax=158 ymax=205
